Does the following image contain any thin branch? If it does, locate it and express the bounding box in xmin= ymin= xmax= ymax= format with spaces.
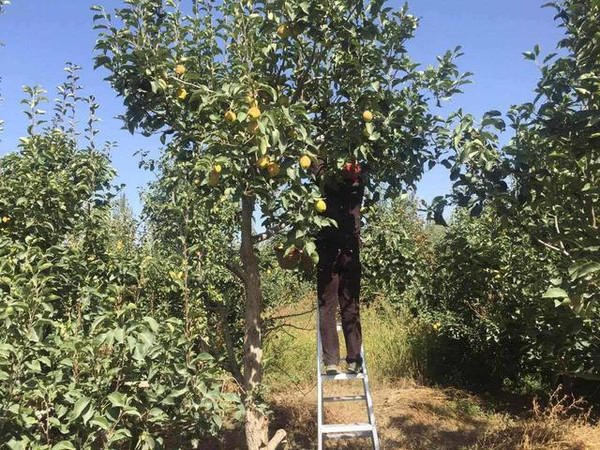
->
xmin=266 ymin=307 xmax=316 ymax=322
xmin=291 ymin=42 xmax=318 ymax=104
xmin=220 ymin=303 xmax=244 ymax=386
xmin=536 ymin=237 xmax=571 ymax=257
xmin=167 ymin=74 xmax=215 ymax=93
xmin=253 ymin=223 xmax=288 ymax=243
xmin=552 ymin=215 xmax=569 ymax=254
xmin=225 ymin=260 xmax=247 ymax=284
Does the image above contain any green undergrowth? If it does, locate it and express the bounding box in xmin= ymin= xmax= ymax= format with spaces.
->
xmin=263 ymin=295 xmax=431 ymax=391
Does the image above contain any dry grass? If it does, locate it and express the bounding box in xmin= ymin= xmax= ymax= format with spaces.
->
xmin=266 ymin=383 xmax=600 ymax=450
xmin=470 ymin=388 xmax=600 ymax=450
xmin=262 ymin=296 xmax=600 ymax=450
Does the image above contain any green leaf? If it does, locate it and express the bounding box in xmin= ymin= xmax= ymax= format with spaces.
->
xmin=568 ymin=261 xmax=600 ymax=281
xmin=542 ymin=287 xmax=569 ymax=299
xmin=89 ymin=416 xmax=110 ymax=430
xmin=71 ymin=396 xmax=91 ymax=420
xmin=143 ymin=316 xmax=159 ymax=333
xmin=51 ymin=442 xmax=77 ymax=450
xmin=107 ymin=392 xmax=127 ymax=408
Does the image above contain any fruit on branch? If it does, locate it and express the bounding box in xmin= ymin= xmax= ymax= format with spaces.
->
xmin=277 ymin=23 xmax=291 ymax=39
xmin=224 ymin=110 xmax=236 ymax=122
xmin=267 ymin=162 xmax=280 ymax=178
xmin=175 ymin=64 xmax=186 ymax=76
xmin=299 ymin=155 xmax=311 ymax=169
xmin=248 ymin=106 xmax=262 ymax=120
xmin=176 ymin=88 xmax=188 ymax=100
xmin=258 ymin=155 xmax=270 ymax=169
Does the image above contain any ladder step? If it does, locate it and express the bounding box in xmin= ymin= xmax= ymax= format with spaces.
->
xmin=322 ymin=372 xmax=365 ymax=380
xmin=323 ymin=395 xmax=366 ymax=403
xmin=322 ymin=423 xmax=373 ymax=435
xmin=324 ymin=430 xmax=373 ymax=440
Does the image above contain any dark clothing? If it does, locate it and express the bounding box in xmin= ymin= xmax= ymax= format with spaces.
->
xmin=315 ymin=157 xmax=365 ymax=244
xmin=314 ymin=156 xmax=364 ymax=366
xmin=317 ymin=238 xmax=362 ymax=365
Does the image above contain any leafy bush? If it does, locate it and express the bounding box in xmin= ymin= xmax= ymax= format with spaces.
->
xmin=0 ymin=85 xmax=239 ymax=448
xmin=361 ymin=196 xmax=438 ymax=306
xmin=419 ymin=209 xmax=599 ymax=390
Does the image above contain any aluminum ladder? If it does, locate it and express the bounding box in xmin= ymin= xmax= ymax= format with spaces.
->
xmin=316 ymin=311 xmax=380 ymax=449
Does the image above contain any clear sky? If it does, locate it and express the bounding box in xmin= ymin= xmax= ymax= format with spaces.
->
xmin=0 ymin=1 xmax=564 ymax=215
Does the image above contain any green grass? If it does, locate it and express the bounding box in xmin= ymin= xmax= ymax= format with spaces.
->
xmin=263 ymin=295 xmax=430 ymax=390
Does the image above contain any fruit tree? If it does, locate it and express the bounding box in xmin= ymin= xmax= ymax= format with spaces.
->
xmin=93 ymin=0 xmax=470 ymax=446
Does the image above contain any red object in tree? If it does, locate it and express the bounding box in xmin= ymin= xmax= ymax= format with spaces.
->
xmin=343 ymin=161 xmax=361 ymax=182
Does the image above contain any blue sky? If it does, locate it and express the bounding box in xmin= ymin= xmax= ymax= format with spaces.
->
xmin=0 ymin=1 xmax=564 ymax=215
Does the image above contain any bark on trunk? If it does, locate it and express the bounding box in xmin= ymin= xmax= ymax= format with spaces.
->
xmin=240 ymin=194 xmax=287 ymax=449
xmin=240 ymin=194 xmax=268 ymax=449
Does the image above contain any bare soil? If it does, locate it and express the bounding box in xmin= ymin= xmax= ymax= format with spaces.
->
xmin=267 ymin=381 xmax=600 ymax=450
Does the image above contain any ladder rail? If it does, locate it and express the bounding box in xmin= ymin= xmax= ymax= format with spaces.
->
xmin=316 ymin=302 xmax=324 ymax=450
xmin=360 ymin=343 xmax=380 ymax=449
xmin=316 ymin=308 xmax=380 ymax=450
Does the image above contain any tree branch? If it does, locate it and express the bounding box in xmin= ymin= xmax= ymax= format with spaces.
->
xmin=220 ymin=303 xmax=244 ymax=386
xmin=253 ymin=223 xmax=288 ymax=243
xmin=291 ymin=42 xmax=318 ymax=104
xmin=265 ymin=429 xmax=287 ymax=450
xmin=266 ymin=307 xmax=315 ymax=322
xmin=536 ymin=237 xmax=571 ymax=257
xmin=226 ymin=260 xmax=247 ymax=284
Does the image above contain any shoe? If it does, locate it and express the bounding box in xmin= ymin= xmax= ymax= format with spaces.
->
xmin=325 ymin=364 xmax=341 ymax=375
xmin=347 ymin=361 xmax=363 ymax=374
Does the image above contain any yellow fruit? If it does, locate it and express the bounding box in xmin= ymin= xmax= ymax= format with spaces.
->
xmin=267 ymin=269 xmax=272 ymax=274
xmin=258 ymin=155 xmax=270 ymax=169
xmin=362 ymin=110 xmax=373 ymax=122
xmin=176 ymin=88 xmax=188 ymax=100
xmin=175 ymin=64 xmax=186 ymax=76
xmin=194 ymin=178 xmax=201 ymax=185
xmin=277 ymin=23 xmax=291 ymax=39
xmin=116 ymin=240 xmax=123 ymax=252
xmin=267 ymin=162 xmax=280 ymax=177
xmin=224 ymin=110 xmax=236 ymax=122
xmin=1 ymin=216 xmax=9 ymax=223
xmin=248 ymin=106 xmax=262 ymax=120
xmin=299 ymin=155 xmax=311 ymax=169
xmin=316 ymin=200 xmax=327 ymax=213
xmin=213 ymin=164 xmax=222 ymax=174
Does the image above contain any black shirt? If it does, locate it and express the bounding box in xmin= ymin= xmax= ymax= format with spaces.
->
xmin=314 ymin=157 xmax=364 ymax=245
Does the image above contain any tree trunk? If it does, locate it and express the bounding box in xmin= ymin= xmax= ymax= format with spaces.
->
xmin=240 ymin=194 xmax=268 ymax=449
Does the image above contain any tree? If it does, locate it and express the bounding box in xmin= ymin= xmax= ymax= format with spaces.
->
xmin=429 ymin=0 xmax=599 ymax=378
xmin=93 ymin=0 xmax=469 ymax=446
xmin=438 ymin=0 xmax=599 ymax=318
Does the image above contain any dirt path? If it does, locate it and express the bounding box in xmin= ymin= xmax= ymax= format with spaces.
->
xmin=269 ymin=381 xmax=600 ymax=450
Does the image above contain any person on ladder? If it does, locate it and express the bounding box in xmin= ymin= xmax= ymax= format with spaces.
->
xmin=315 ymin=156 xmax=365 ymax=376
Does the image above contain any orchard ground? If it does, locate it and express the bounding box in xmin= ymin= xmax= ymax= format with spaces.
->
xmin=198 ymin=295 xmax=600 ymax=450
